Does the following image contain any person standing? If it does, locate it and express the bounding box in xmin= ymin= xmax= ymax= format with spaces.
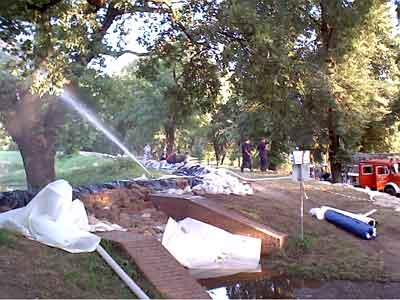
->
xmin=257 ymin=138 xmax=268 ymax=172
xmin=143 ymin=144 xmax=151 ymax=161
xmin=241 ymin=138 xmax=252 ymax=172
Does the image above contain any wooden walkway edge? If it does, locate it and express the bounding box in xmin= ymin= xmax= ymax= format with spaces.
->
xmin=100 ymin=231 xmax=211 ymax=299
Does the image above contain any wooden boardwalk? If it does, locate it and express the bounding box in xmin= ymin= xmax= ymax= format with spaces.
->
xmin=100 ymin=231 xmax=210 ymax=299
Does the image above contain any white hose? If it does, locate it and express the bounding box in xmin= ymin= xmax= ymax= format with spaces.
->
xmin=157 ymin=167 xmax=291 ymax=182
xmin=221 ymin=169 xmax=291 ymax=182
xmin=96 ymin=245 xmax=150 ymax=299
xmin=363 ymin=209 xmax=377 ymax=217
xmin=158 ymin=169 xmax=290 ymax=182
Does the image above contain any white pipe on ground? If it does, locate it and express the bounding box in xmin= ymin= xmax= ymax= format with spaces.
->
xmin=96 ymin=245 xmax=150 ymax=299
xmin=158 ymin=170 xmax=291 ymax=182
xmin=363 ymin=209 xmax=377 ymax=217
xmin=320 ymin=206 xmax=376 ymax=227
xmin=222 ymin=169 xmax=291 ymax=182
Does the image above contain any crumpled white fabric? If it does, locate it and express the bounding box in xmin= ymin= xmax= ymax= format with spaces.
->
xmin=0 ymin=180 xmax=100 ymax=253
xmin=162 ymin=217 xmax=261 ymax=271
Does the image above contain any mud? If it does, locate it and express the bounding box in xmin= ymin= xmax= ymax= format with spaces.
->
xmin=202 ymin=272 xmax=400 ymax=299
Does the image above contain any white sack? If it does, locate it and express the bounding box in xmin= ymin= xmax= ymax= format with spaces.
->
xmin=0 ymin=180 xmax=100 ymax=253
xmin=162 ymin=217 xmax=261 ymax=270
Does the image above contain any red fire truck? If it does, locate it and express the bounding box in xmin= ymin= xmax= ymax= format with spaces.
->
xmin=358 ymin=159 xmax=400 ymax=195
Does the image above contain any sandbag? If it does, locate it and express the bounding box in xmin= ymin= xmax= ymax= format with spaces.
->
xmin=324 ymin=210 xmax=376 ymax=240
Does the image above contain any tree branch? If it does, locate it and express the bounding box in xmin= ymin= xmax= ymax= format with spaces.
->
xmin=106 ymin=49 xmax=151 ymax=57
xmin=82 ymin=1 xmax=171 ymax=64
xmin=125 ymin=1 xmax=172 ymax=14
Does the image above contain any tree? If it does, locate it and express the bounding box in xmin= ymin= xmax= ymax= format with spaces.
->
xmin=205 ymin=0 xmax=399 ymax=181
xmin=0 ymin=72 xmax=65 ymax=191
xmin=137 ymin=40 xmax=220 ymax=153
xmin=0 ymin=0 xmax=216 ymax=190
xmin=208 ymin=100 xmax=238 ymax=166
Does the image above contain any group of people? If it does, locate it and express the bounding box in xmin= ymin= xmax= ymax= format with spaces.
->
xmin=241 ymin=138 xmax=269 ymax=173
xmin=143 ymin=138 xmax=269 ymax=171
xmin=143 ymin=143 xmax=188 ymax=164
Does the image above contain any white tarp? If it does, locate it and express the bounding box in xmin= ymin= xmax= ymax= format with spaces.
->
xmin=162 ymin=217 xmax=261 ymax=271
xmin=0 ymin=180 xmax=100 ymax=253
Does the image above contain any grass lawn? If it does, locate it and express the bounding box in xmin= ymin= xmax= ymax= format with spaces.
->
xmin=0 ymin=230 xmax=162 ymax=298
xmin=0 ymin=151 xmax=162 ymax=191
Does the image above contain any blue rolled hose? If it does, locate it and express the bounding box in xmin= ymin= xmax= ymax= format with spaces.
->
xmin=324 ymin=210 xmax=376 ymax=240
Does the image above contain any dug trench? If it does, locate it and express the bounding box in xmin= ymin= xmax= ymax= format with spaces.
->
xmin=1 ymin=177 xmax=400 ymax=298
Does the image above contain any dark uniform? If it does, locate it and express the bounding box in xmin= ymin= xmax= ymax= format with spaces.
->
xmin=257 ymin=141 xmax=268 ymax=172
xmin=241 ymin=142 xmax=252 ymax=172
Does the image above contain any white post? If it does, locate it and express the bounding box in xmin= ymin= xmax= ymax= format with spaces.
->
xmin=299 ymin=156 xmax=304 ymax=240
xmin=292 ymin=150 xmax=308 ymax=240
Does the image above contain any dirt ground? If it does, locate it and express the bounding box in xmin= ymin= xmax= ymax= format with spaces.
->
xmin=79 ymin=184 xmax=168 ymax=240
xmin=206 ymin=179 xmax=400 ymax=282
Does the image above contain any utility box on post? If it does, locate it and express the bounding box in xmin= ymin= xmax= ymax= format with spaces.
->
xmin=291 ymin=150 xmax=311 ymax=182
xmin=291 ymin=150 xmax=311 ymax=240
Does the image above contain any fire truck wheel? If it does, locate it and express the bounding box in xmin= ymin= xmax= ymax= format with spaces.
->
xmin=384 ymin=186 xmax=396 ymax=196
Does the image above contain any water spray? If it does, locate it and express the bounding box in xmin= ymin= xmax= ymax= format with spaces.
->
xmin=60 ymin=90 xmax=153 ymax=178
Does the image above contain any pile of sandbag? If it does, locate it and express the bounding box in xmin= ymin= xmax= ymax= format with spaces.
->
xmin=174 ymin=164 xmax=210 ymax=177
xmin=192 ymin=169 xmax=253 ymax=195
xmin=142 ymin=159 xmax=185 ymax=172
xmin=0 ymin=190 xmax=36 ymax=212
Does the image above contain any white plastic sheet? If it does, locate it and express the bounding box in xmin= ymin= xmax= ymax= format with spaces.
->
xmin=0 ymin=180 xmax=100 ymax=253
xmin=162 ymin=218 xmax=261 ymax=271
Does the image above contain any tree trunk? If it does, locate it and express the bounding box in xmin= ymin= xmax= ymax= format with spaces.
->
xmin=164 ymin=119 xmax=176 ymax=155
xmin=18 ymin=139 xmax=56 ymax=193
xmin=328 ymin=108 xmax=341 ymax=182
xmin=320 ymin=0 xmax=341 ymax=183
xmin=4 ymin=91 xmax=65 ymax=192
xmin=268 ymin=141 xmax=278 ymax=171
